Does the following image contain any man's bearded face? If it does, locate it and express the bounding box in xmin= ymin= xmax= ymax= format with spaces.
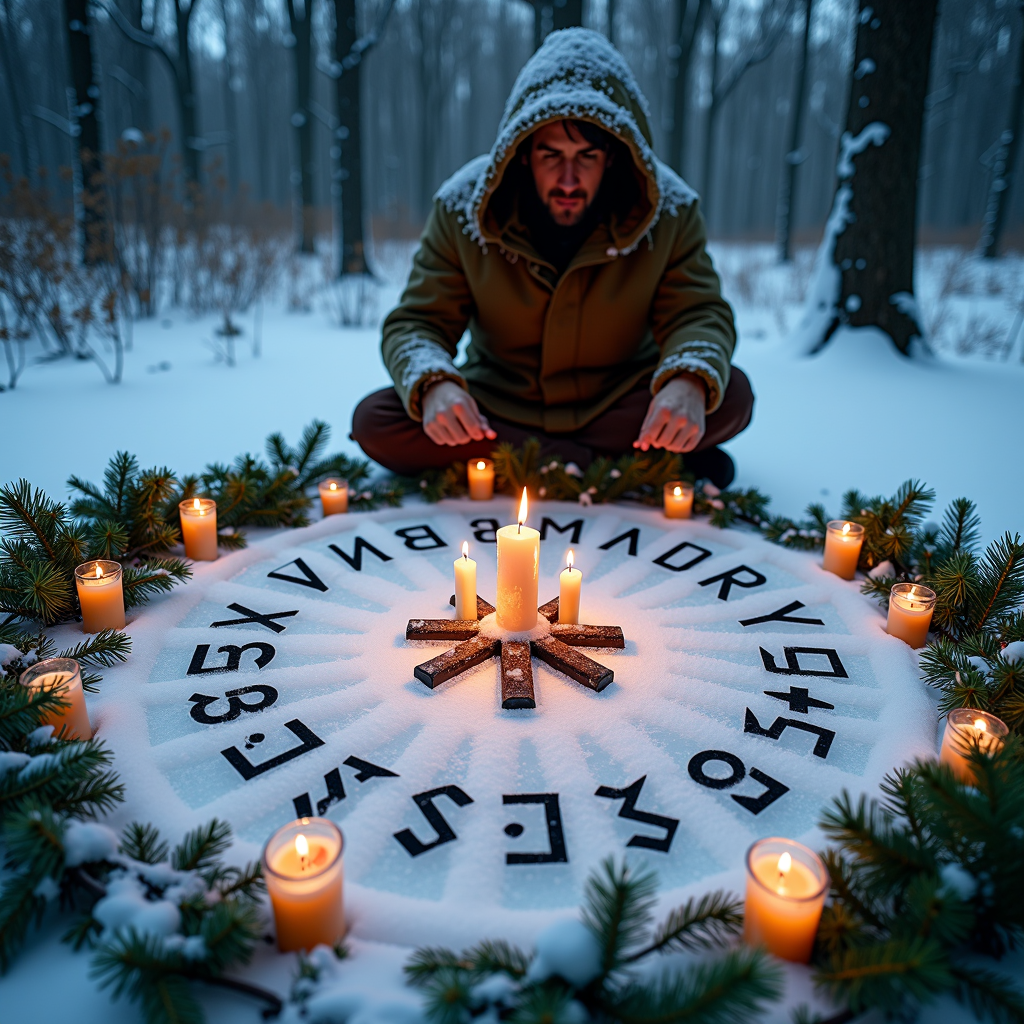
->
xmin=527 ymin=122 xmax=611 ymax=227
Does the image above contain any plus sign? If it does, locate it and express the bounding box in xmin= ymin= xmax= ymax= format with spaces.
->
xmin=763 ymin=686 xmax=835 ymax=715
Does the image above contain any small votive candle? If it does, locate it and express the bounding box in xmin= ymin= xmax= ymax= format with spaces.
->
xmin=744 ymin=837 xmax=828 ymax=963
xmin=454 ymin=541 xmax=477 ymax=620
xmin=467 ymin=458 xmax=495 ymax=500
xmin=663 ymin=481 xmax=694 ymax=519
xmin=558 ymin=549 xmax=582 ymax=624
xmin=179 ymin=497 xmax=218 ymax=561
xmin=74 ymin=560 xmax=125 ymax=633
xmin=20 ymin=658 xmax=92 ymax=740
xmin=318 ymin=478 xmax=349 ymax=516
xmin=886 ymin=583 xmax=937 ymax=648
xmin=939 ymin=708 xmax=1008 ymax=784
xmin=822 ymin=520 xmax=864 ymax=580
xmin=262 ymin=817 xmax=345 ymax=953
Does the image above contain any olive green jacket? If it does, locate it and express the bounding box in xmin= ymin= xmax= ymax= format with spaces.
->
xmin=382 ymin=28 xmax=736 ymax=432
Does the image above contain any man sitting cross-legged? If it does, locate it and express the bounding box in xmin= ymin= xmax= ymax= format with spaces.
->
xmin=352 ymin=29 xmax=753 ymax=488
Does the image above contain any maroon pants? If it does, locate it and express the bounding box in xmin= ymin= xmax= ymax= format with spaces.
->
xmin=351 ymin=368 xmax=754 ymax=476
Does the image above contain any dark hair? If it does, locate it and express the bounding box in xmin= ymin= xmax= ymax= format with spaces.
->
xmin=560 ymin=118 xmax=614 ymax=151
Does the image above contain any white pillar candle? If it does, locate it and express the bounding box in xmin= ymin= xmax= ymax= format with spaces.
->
xmin=20 ymin=658 xmax=92 ymax=741
xmin=454 ymin=541 xmax=477 ymax=620
xmin=939 ymin=708 xmax=1008 ymax=784
xmin=822 ymin=520 xmax=864 ymax=580
xmin=886 ymin=583 xmax=936 ymax=648
xmin=467 ymin=459 xmax=495 ymax=500
xmin=74 ymin=560 xmax=125 ymax=633
xmin=179 ymin=498 xmax=218 ymax=561
xmin=558 ymin=549 xmax=582 ymax=624
xmin=318 ymin=478 xmax=349 ymax=516
xmin=262 ymin=817 xmax=345 ymax=953
xmin=496 ymin=489 xmax=540 ymax=632
xmin=744 ymin=837 xmax=828 ymax=963
xmin=663 ymin=481 xmax=694 ymax=519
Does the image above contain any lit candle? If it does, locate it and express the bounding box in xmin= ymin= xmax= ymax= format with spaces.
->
xmin=939 ymin=708 xmax=1008 ymax=784
xmin=454 ymin=541 xmax=477 ymax=620
xmin=744 ymin=838 xmax=828 ymax=963
xmin=318 ymin=478 xmax=349 ymax=516
xmin=179 ymin=497 xmax=218 ymax=561
xmin=558 ymin=549 xmax=582 ymax=624
xmin=262 ymin=817 xmax=345 ymax=953
xmin=467 ymin=458 xmax=495 ymax=500
xmin=19 ymin=658 xmax=92 ymax=740
xmin=886 ymin=583 xmax=936 ymax=648
xmin=496 ymin=488 xmax=540 ymax=632
xmin=822 ymin=520 xmax=864 ymax=580
xmin=74 ymin=560 xmax=125 ymax=633
xmin=663 ymin=481 xmax=694 ymax=519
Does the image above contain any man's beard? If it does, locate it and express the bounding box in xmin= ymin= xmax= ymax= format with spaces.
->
xmin=545 ymin=188 xmax=589 ymax=226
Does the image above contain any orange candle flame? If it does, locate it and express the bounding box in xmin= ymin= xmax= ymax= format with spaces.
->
xmin=477 ymin=461 xmax=486 ymax=471
xmin=842 ymin=522 xmax=851 ymax=535
xmin=517 ymin=488 xmax=528 ymax=532
xmin=567 ymin=549 xmax=574 ymax=571
xmin=462 ymin=541 xmax=469 ymax=559
xmin=974 ymin=718 xmax=988 ymax=733
xmin=95 ymin=563 xmax=102 ymax=578
xmin=673 ymin=485 xmax=682 ymax=497
xmin=329 ymin=482 xmax=337 ymax=491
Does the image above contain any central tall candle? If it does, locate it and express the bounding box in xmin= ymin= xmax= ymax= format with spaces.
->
xmin=262 ymin=817 xmax=345 ymax=952
xmin=179 ymin=497 xmax=218 ymax=561
xmin=454 ymin=541 xmax=477 ymax=619
xmin=20 ymin=658 xmax=92 ymax=740
xmin=74 ymin=560 xmax=125 ymax=633
xmin=496 ymin=489 xmax=540 ymax=632
xmin=744 ymin=837 xmax=827 ymax=963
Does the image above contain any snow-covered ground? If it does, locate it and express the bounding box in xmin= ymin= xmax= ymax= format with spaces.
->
xmin=1 ymin=241 xmax=1021 ymax=544
xmin=1 ymin=241 xmax=1022 ymax=1022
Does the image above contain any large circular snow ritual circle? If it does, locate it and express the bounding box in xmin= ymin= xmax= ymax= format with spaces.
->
xmin=94 ymin=500 xmax=936 ymax=949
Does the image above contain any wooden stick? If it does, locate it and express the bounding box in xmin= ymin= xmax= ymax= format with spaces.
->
xmin=549 ymin=623 xmax=625 ymax=649
xmin=538 ymin=597 xmax=560 ymax=623
xmin=500 ymin=640 xmax=536 ymax=709
xmin=449 ymin=594 xmax=496 ymax=619
xmin=414 ymin=635 xmax=501 ymax=689
xmin=406 ymin=618 xmax=479 ymax=642
xmin=531 ymin=636 xmax=614 ymax=692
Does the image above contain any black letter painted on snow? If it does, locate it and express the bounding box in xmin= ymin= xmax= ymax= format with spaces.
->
xmin=394 ymin=525 xmax=448 ymax=550
xmin=698 ymin=565 xmax=767 ymax=601
xmin=739 ymin=601 xmax=824 ymax=627
xmin=293 ymin=767 xmax=347 ymax=818
xmin=743 ymin=708 xmax=836 ymax=758
xmin=759 ymin=646 xmax=848 ymax=678
xmin=599 ymin=528 xmax=640 ymax=557
xmin=329 ymin=537 xmax=393 ymax=571
xmin=267 ymin=558 xmax=328 ymax=592
xmin=470 ymin=518 xmax=499 ymax=544
xmin=188 ymin=684 xmax=278 ymax=723
xmin=220 ymin=719 xmax=325 ymax=780
xmin=503 ymin=793 xmax=568 ymax=864
xmin=731 ymin=769 xmax=789 ymax=815
xmin=763 ymin=686 xmax=835 ymax=714
xmin=210 ymin=603 xmax=299 ymax=633
xmin=394 ymin=786 xmax=474 ymax=857
xmin=540 ymin=518 xmax=584 ymax=544
xmin=653 ymin=541 xmax=713 ymax=572
xmin=595 ymin=776 xmax=679 ymax=853
xmin=187 ymin=643 xmax=276 ymax=675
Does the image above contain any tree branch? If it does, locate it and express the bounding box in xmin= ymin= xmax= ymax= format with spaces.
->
xmin=90 ymin=0 xmax=176 ymax=77
xmin=322 ymin=0 xmax=396 ymax=77
xmin=199 ymin=975 xmax=283 ymax=1018
xmin=714 ymin=0 xmax=793 ymax=107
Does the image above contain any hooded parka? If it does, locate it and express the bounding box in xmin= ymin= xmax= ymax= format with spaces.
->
xmin=381 ymin=28 xmax=736 ymax=434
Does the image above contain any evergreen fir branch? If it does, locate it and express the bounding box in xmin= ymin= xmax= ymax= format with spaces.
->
xmin=510 ymin=983 xmax=578 ymax=1024
xmin=420 ymin=966 xmax=474 ymax=1024
xmin=938 ymin=498 xmax=981 ymax=558
xmin=608 ymin=948 xmax=782 ymax=1024
xmin=58 ymin=628 xmax=133 ymax=668
xmin=171 ymin=819 xmax=232 ymax=873
xmin=813 ymin=937 xmax=950 ymax=1018
xmin=582 ymin=857 xmax=658 ymax=975
xmin=122 ymin=561 xmax=192 ymax=609
xmin=213 ymin=860 xmax=265 ymax=902
xmin=120 ymin=822 xmax=170 ymax=865
xmin=0 ymin=479 xmax=70 ymax=560
xmin=0 ymin=869 xmax=46 ymax=973
xmin=2 ymin=800 xmax=67 ymax=878
xmin=196 ymin=898 xmax=261 ymax=973
xmin=404 ymin=946 xmax=463 ymax=986
xmin=949 ymin=963 xmax=1024 ymax=1024
xmin=969 ymin=533 xmax=1024 ymax=635
xmin=464 ymin=938 xmax=530 ymax=978
xmin=0 ymin=677 xmax=67 ymax=746
xmin=630 ymin=891 xmax=743 ymax=959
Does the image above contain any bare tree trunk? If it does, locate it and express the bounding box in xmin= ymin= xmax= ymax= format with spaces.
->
xmin=700 ymin=10 xmax=722 ymax=206
xmin=219 ymin=0 xmax=240 ymax=193
xmin=62 ymin=0 xmax=109 ymax=262
xmin=813 ymin=0 xmax=939 ymax=354
xmin=775 ymin=0 xmax=813 ymax=262
xmin=287 ymin=0 xmax=315 ymax=253
xmin=980 ymin=11 xmax=1024 ymax=258
xmin=668 ymin=0 xmax=708 ymax=177
xmin=173 ymin=0 xmax=201 ymax=187
xmin=551 ymin=0 xmax=582 ymax=31
xmin=333 ymin=0 xmax=368 ymax=275
xmin=0 ymin=0 xmax=38 ymax=179
xmin=607 ymin=0 xmax=616 ymax=46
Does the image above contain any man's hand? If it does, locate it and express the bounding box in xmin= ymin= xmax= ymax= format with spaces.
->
xmin=634 ymin=374 xmax=707 ymax=453
xmin=422 ymin=380 xmax=497 ymax=446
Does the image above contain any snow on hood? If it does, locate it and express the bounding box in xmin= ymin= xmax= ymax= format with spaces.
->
xmin=437 ymin=28 xmax=696 ymax=253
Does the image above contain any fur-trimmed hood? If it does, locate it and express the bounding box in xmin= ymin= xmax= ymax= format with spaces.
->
xmin=437 ymin=28 xmax=696 ymax=256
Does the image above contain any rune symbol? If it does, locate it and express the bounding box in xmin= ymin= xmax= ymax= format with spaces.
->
xmin=405 ymin=596 xmax=625 ymax=710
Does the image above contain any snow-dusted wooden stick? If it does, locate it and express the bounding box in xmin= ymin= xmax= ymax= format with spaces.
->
xmin=500 ymin=640 xmax=535 ymax=709
xmin=531 ymin=636 xmax=614 ymax=692
xmin=549 ymin=623 xmax=625 ymax=649
xmin=449 ymin=594 xmax=497 ymax=619
xmin=413 ymin=635 xmax=501 ymax=688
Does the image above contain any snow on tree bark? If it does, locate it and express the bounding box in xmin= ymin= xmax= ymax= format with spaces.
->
xmin=287 ymin=0 xmax=316 ymax=255
xmin=801 ymin=0 xmax=939 ymax=356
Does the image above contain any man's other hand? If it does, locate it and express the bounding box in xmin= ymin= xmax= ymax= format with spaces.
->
xmin=634 ymin=374 xmax=707 ymax=453
xmin=422 ymin=380 xmax=498 ymax=446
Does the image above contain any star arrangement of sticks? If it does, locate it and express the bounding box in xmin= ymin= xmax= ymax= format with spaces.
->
xmin=405 ymin=595 xmax=625 ymax=710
